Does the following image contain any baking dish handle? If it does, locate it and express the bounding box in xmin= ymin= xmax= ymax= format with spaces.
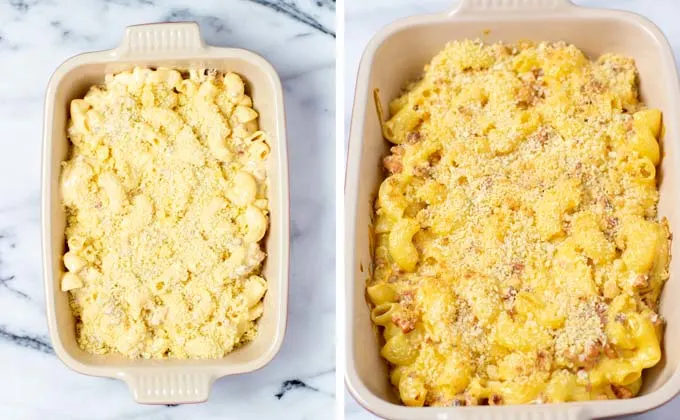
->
xmin=451 ymin=0 xmax=576 ymax=15
xmin=120 ymin=370 xmax=216 ymax=404
xmin=114 ymin=22 xmax=206 ymax=58
xmin=464 ymin=407 xmax=588 ymax=420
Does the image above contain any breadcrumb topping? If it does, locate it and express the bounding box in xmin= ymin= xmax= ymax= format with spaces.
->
xmin=370 ymin=40 xmax=671 ymax=406
xmin=61 ymin=68 xmax=270 ymax=359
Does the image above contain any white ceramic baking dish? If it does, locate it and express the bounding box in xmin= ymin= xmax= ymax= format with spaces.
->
xmin=345 ymin=0 xmax=680 ymax=418
xmin=42 ymin=22 xmax=289 ymax=404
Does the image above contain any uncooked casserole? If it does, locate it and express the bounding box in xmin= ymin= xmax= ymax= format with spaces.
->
xmin=60 ymin=67 xmax=271 ymax=359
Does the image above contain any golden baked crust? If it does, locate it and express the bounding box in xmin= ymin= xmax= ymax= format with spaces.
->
xmin=369 ymin=40 xmax=670 ymax=406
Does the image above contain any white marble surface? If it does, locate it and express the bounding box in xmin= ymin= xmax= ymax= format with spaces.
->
xmin=344 ymin=0 xmax=680 ymax=419
xmin=0 ymin=0 xmax=335 ymax=419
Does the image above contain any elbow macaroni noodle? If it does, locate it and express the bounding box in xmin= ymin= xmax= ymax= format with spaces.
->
xmin=61 ymin=67 xmax=271 ymax=359
xmin=369 ymin=40 xmax=671 ymax=406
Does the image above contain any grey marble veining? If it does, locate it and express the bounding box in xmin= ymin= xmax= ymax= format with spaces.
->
xmin=0 ymin=0 xmax=335 ymax=419
xmin=344 ymin=0 xmax=680 ymax=419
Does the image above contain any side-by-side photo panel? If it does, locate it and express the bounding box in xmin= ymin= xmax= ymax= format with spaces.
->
xmin=2 ymin=1 xmax=335 ymax=419
xmin=344 ymin=0 xmax=680 ymax=419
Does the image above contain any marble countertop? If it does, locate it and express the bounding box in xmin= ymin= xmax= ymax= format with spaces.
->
xmin=345 ymin=1 xmax=680 ymax=419
xmin=0 ymin=0 xmax=335 ymax=419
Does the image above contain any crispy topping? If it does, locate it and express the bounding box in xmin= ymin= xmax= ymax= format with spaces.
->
xmin=611 ymin=385 xmax=634 ymax=399
xmin=383 ymin=154 xmax=403 ymax=174
xmin=371 ymin=39 xmax=670 ymax=407
xmin=406 ymin=131 xmax=423 ymax=144
xmin=633 ymin=274 xmax=649 ymax=289
xmin=603 ymin=343 xmax=618 ymax=359
xmin=392 ymin=313 xmax=417 ymax=334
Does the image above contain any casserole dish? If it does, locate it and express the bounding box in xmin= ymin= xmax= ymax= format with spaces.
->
xmin=344 ymin=0 xmax=680 ymax=418
xmin=42 ymin=22 xmax=289 ymax=404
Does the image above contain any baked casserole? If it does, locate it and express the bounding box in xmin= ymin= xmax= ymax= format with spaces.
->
xmin=369 ymin=40 xmax=671 ymax=406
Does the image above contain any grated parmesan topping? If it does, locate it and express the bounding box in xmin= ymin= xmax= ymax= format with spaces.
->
xmin=61 ymin=68 xmax=270 ymax=359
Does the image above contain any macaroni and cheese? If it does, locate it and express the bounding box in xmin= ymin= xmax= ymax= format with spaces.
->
xmin=369 ymin=40 xmax=671 ymax=406
xmin=61 ymin=67 xmax=271 ymax=359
